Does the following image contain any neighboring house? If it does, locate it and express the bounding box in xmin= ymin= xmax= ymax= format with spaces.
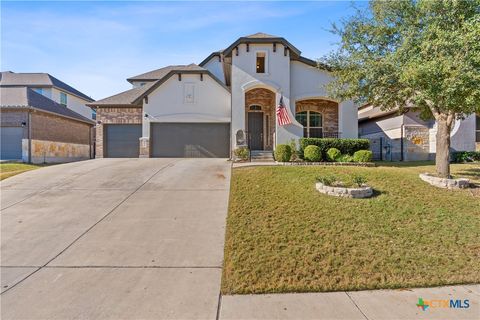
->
xmin=0 ymin=87 xmax=94 ymax=163
xmin=88 ymin=33 xmax=358 ymax=158
xmin=358 ymin=105 xmax=479 ymax=161
xmin=0 ymin=71 xmax=95 ymax=119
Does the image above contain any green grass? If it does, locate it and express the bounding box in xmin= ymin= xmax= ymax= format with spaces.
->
xmin=222 ymin=163 xmax=480 ymax=294
xmin=0 ymin=163 xmax=45 ymax=180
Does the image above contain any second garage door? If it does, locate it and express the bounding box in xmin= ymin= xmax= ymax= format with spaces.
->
xmin=151 ymin=123 xmax=230 ymax=158
xmin=0 ymin=127 xmax=23 ymax=160
xmin=104 ymin=124 xmax=142 ymax=158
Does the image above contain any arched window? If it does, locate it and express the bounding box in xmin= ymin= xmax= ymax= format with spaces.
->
xmin=295 ymin=111 xmax=323 ymax=138
xmin=249 ymin=105 xmax=262 ymax=111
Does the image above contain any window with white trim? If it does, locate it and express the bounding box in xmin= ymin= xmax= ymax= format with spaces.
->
xmin=476 ymin=114 xmax=480 ymax=142
xmin=295 ymin=111 xmax=323 ymax=138
xmin=60 ymin=92 xmax=67 ymax=106
xmin=256 ymin=52 xmax=266 ymax=74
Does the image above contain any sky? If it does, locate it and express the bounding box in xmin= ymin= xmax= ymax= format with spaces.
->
xmin=1 ymin=1 xmax=366 ymax=100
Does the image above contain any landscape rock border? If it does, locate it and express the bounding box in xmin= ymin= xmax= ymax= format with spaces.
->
xmin=277 ymin=162 xmax=375 ymax=167
xmin=419 ymin=173 xmax=470 ymax=189
xmin=315 ymin=182 xmax=373 ymax=198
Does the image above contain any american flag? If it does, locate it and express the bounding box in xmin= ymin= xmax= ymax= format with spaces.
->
xmin=276 ymin=96 xmax=292 ymax=126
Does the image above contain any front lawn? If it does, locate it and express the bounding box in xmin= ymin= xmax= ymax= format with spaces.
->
xmin=0 ymin=163 xmax=45 ymax=180
xmin=222 ymin=163 xmax=480 ymax=294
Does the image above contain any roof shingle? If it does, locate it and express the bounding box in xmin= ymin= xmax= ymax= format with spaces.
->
xmin=0 ymin=87 xmax=94 ymax=124
xmin=0 ymin=71 xmax=93 ymax=102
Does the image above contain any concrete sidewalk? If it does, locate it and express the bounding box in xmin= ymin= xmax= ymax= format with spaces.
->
xmin=219 ymin=285 xmax=479 ymax=320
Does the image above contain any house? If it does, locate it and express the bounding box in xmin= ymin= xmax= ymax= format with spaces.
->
xmin=358 ymin=105 xmax=479 ymax=161
xmin=88 ymin=33 xmax=358 ymax=158
xmin=0 ymin=71 xmax=95 ymax=120
xmin=0 ymin=73 xmax=95 ymax=163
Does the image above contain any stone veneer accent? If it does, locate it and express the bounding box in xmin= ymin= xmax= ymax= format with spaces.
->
xmin=419 ymin=173 xmax=470 ymax=189
xmin=404 ymin=126 xmax=430 ymax=161
xmin=315 ymin=182 xmax=373 ymax=198
xmin=95 ymin=107 xmax=142 ymax=158
xmin=139 ymin=137 xmax=150 ymax=158
xmin=23 ymin=139 xmax=91 ymax=164
xmin=245 ymin=88 xmax=276 ymax=150
xmin=295 ymin=99 xmax=339 ymax=134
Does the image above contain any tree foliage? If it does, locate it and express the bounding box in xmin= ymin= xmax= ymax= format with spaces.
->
xmin=323 ymin=0 xmax=480 ymax=117
xmin=322 ymin=0 xmax=480 ymax=177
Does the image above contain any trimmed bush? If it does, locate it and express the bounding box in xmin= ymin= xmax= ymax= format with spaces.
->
xmin=234 ymin=147 xmax=249 ymax=161
xmin=274 ymin=144 xmax=292 ymax=162
xmin=453 ymin=151 xmax=480 ymax=163
xmin=299 ymin=138 xmax=370 ymax=159
xmin=337 ymin=154 xmax=354 ymax=162
xmin=304 ymin=145 xmax=322 ymax=162
xmin=326 ymin=148 xmax=342 ymax=162
xmin=353 ymin=150 xmax=373 ymax=163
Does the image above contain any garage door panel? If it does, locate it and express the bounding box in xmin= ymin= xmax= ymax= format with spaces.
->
xmin=1 ymin=127 xmax=23 ymax=160
xmin=105 ymin=125 xmax=142 ymax=158
xmin=151 ymin=123 xmax=230 ymax=158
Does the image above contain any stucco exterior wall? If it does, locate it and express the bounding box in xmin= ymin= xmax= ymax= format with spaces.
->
xmin=142 ymin=73 xmax=231 ymax=137
xmin=231 ymin=43 xmax=303 ymax=149
xmin=290 ymin=61 xmax=358 ymax=138
xmin=202 ymin=58 xmax=225 ymax=84
xmin=95 ymin=107 xmax=143 ymax=158
xmin=51 ymin=87 xmax=93 ymax=119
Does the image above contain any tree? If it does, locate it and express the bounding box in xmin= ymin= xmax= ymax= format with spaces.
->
xmin=322 ymin=0 xmax=480 ymax=177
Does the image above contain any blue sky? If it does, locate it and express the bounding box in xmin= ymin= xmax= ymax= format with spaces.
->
xmin=1 ymin=1 xmax=365 ymax=99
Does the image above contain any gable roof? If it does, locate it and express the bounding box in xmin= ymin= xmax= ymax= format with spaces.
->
xmin=0 ymin=71 xmax=94 ymax=102
xmin=222 ymin=32 xmax=301 ymax=57
xmin=127 ymin=64 xmax=205 ymax=82
xmin=0 ymin=87 xmax=94 ymax=124
xmin=90 ymin=64 xmax=229 ymax=107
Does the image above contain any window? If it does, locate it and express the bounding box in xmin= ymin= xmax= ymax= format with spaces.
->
xmin=256 ymin=52 xmax=266 ymax=73
xmin=33 ymin=88 xmax=43 ymax=95
xmin=295 ymin=111 xmax=323 ymax=138
xmin=249 ymin=105 xmax=261 ymax=111
xmin=60 ymin=92 xmax=67 ymax=106
xmin=140 ymin=82 xmax=146 ymax=87
xmin=92 ymin=109 xmax=97 ymax=120
xmin=476 ymin=114 xmax=480 ymax=142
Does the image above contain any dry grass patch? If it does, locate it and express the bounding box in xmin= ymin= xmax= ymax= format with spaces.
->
xmin=222 ymin=163 xmax=480 ymax=294
xmin=0 ymin=163 xmax=45 ymax=180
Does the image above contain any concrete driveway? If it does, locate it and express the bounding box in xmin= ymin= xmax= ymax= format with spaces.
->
xmin=1 ymin=158 xmax=231 ymax=319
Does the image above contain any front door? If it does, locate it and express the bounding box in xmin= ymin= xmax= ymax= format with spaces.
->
xmin=248 ymin=112 xmax=263 ymax=150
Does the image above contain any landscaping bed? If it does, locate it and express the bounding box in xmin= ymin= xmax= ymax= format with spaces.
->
xmin=222 ymin=162 xmax=480 ymax=294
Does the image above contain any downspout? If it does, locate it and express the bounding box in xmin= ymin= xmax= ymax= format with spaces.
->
xmin=400 ymin=123 xmax=404 ymax=161
xmin=28 ymin=110 xmax=32 ymax=163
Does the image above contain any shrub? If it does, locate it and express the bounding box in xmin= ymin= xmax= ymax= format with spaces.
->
xmin=317 ymin=174 xmax=336 ymax=186
xmin=234 ymin=147 xmax=249 ymax=161
xmin=351 ymin=174 xmax=367 ymax=187
xmin=453 ymin=151 xmax=480 ymax=163
xmin=304 ymin=145 xmax=322 ymax=162
xmin=299 ymin=138 xmax=370 ymax=159
xmin=353 ymin=150 xmax=373 ymax=162
xmin=326 ymin=148 xmax=342 ymax=162
xmin=337 ymin=154 xmax=354 ymax=162
xmin=289 ymin=139 xmax=299 ymax=161
xmin=274 ymin=144 xmax=292 ymax=162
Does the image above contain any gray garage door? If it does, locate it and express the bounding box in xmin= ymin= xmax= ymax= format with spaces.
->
xmin=1 ymin=127 xmax=23 ymax=160
xmin=104 ymin=124 xmax=142 ymax=158
xmin=151 ymin=123 xmax=230 ymax=158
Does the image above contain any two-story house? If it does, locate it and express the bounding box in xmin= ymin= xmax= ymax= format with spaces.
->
xmin=0 ymin=72 xmax=95 ymax=162
xmin=88 ymin=33 xmax=358 ymax=158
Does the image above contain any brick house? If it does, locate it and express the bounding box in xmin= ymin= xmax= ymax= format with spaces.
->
xmin=0 ymin=87 xmax=94 ymax=163
xmin=88 ymin=33 xmax=358 ymax=159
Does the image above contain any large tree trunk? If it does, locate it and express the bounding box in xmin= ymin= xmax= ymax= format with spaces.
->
xmin=435 ymin=115 xmax=453 ymax=178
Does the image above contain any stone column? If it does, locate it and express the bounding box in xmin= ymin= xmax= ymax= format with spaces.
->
xmin=139 ymin=137 xmax=150 ymax=158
